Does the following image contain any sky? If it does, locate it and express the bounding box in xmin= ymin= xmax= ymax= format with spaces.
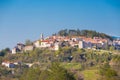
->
xmin=0 ymin=0 xmax=120 ymax=49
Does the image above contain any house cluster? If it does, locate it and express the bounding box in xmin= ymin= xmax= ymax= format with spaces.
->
xmin=113 ymin=39 xmax=120 ymax=50
xmin=1 ymin=60 xmax=19 ymax=68
xmin=48 ymin=36 xmax=108 ymax=49
xmin=11 ymin=34 xmax=60 ymax=54
xmin=12 ymin=42 xmax=35 ymax=54
xmin=1 ymin=60 xmax=33 ymax=68
xmin=11 ymin=34 xmax=120 ymax=54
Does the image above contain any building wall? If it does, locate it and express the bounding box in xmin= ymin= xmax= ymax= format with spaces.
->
xmin=24 ymin=46 xmax=34 ymax=51
xmin=54 ymin=43 xmax=59 ymax=50
xmin=78 ymin=41 xmax=84 ymax=48
xmin=40 ymin=42 xmax=51 ymax=47
xmin=12 ymin=48 xmax=16 ymax=54
xmin=34 ymin=41 xmax=40 ymax=48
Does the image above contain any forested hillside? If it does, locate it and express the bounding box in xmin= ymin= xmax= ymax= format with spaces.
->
xmin=53 ymin=29 xmax=113 ymax=40
xmin=0 ymin=47 xmax=120 ymax=80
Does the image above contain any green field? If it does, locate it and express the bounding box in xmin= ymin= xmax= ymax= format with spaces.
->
xmin=81 ymin=69 xmax=99 ymax=80
xmin=60 ymin=63 xmax=81 ymax=70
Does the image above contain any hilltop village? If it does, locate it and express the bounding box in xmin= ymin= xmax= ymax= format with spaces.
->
xmin=0 ymin=31 xmax=120 ymax=80
xmin=11 ymin=33 xmax=120 ymax=54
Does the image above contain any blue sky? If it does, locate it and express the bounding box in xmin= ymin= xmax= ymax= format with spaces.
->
xmin=0 ymin=0 xmax=120 ymax=49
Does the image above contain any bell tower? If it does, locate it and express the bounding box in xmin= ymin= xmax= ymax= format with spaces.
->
xmin=40 ymin=33 xmax=44 ymax=41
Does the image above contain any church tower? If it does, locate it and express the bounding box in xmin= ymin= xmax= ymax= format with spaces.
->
xmin=40 ymin=33 xmax=44 ymax=41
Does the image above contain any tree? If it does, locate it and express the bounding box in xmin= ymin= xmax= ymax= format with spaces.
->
xmin=39 ymin=70 xmax=49 ymax=80
xmin=0 ymin=48 xmax=10 ymax=56
xmin=109 ymin=46 xmax=115 ymax=51
xmin=48 ymin=62 xmax=75 ymax=80
xmin=58 ymin=29 xmax=68 ymax=36
xmin=99 ymin=63 xmax=118 ymax=80
xmin=25 ymin=39 xmax=33 ymax=45
xmin=20 ymin=67 xmax=41 ymax=80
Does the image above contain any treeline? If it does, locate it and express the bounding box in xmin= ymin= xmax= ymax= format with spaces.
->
xmin=53 ymin=29 xmax=112 ymax=40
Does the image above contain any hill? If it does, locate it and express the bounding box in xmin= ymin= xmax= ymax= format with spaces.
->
xmin=53 ymin=29 xmax=113 ymax=40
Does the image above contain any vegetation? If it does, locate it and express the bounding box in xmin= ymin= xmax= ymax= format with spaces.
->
xmin=53 ymin=29 xmax=113 ymax=40
xmin=0 ymin=47 xmax=120 ymax=80
xmin=99 ymin=63 xmax=119 ymax=80
xmin=20 ymin=62 xmax=75 ymax=80
xmin=25 ymin=39 xmax=33 ymax=45
xmin=81 ymin=69 xmax=98 ymax=80
xmin=0 ymin=48 xmax=10 ymax=56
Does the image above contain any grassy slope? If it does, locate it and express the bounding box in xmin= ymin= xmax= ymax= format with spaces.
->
xmin=60 ymin=63 xmax=81 ymax=70
xmin=81 ymin=69 xmax=99 ymax=80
